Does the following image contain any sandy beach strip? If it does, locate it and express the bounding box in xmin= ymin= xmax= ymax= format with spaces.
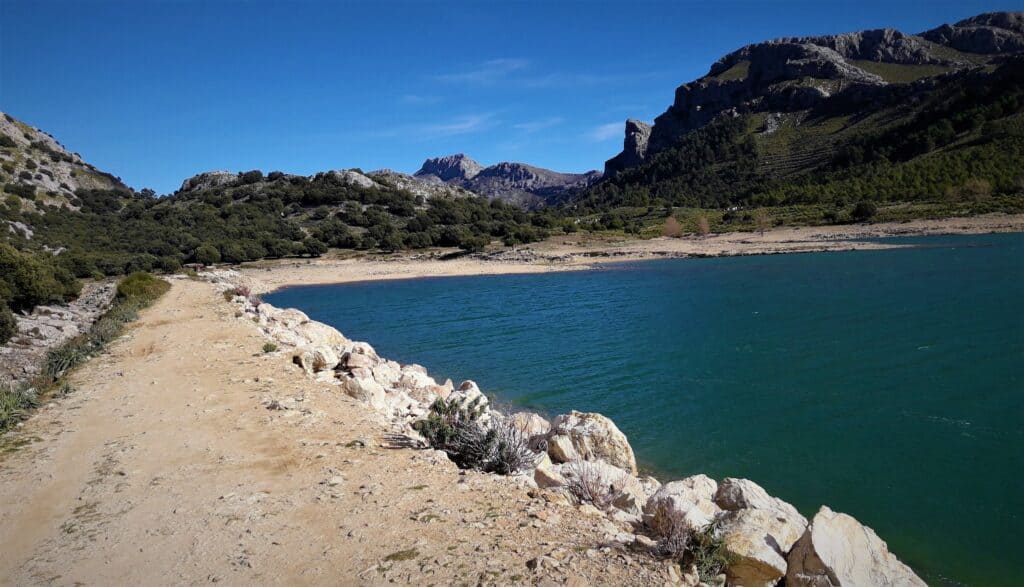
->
xmin=242 ymin=213 xmax=1024 ymax=293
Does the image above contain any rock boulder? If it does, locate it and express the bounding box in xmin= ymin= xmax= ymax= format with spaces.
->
xmin=786 ymin=506 xmax=925 ymax=587
xmin=546 ymin=411 xmax=637 ymax=474
xmin=719 ymin=508 xmax=807 ymax=587
xmin=643 ymin=474 xmax=721 ymax=536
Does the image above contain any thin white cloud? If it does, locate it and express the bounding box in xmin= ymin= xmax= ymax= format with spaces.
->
xmin=435 ymin=59 xmax=663 ymax=89
xmin=435 ymin=58 xmax=530 ymax=84
xmin=398 ymin=94 xmax=441 ymax=105
xmin=512 ymin=117 xmax=564 ymax=133
xmin=366 ymin=113 xmax=498 ymax=141
xmin=585 ymin=122 xmax=624 ymax=142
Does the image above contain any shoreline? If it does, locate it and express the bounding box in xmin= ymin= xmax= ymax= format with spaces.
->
xmin=241 ymin=213 xmax=1024 ymax=294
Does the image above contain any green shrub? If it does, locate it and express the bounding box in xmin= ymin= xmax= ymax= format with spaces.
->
xmin=194 ymin=243 xmax=221 ymax=266
xmin=0 ymin=300 xmax=16 ymax=344
xmin=0 ymin=383 xmax=38 ymax=431
xmin=0 ymin=134 xmax=16 ymax=148
xmin=262 ymin=342 xmax=277 ymax=353
xmin=687 ymin=522 xmax=732 ymax=583
xmin=851 ymin=201 xmax=878 ymax=222
xmin=4 ymin=182 xmax=35 ymax=199
xmin=116 ymin=272 xmax=170 ymax=303
xmin=0 ymin=243 xmax=79 ymax=312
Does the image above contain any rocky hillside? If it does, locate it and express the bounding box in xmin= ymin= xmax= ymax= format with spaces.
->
xmin=604 ymin=12 xmax=1024 ymax=176
xmin=577 ymin=12 xmax=1024 ymax=220
xmin=0 ymin=112 xmax=128 ymax=211
xmin=414 ymin=154 xmax=601 ymax=208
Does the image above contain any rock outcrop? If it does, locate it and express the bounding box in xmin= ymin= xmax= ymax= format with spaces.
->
xmin=786 ymin=506 xmax=926 ymax=587
xmin=179 ymin=170 xmax=239 ymax=193
xmin=0 ymin=281 xmax=117 ymax=386
xmin=714 ymin=477 xmax=808 ymax=528
xmin=604 ymin=120 xmax=652 ymax=176
xmin=922 ymin=12 xmax=1024 ymax=54
xmin=415 ymin=153 xmax=484 ymax=182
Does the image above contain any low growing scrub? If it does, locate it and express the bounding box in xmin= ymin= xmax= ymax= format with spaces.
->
xmin=0 ymin=383 xmax=38 ymax=431
xmin=0 ymin=300 xmax=16 ymax=345
xmin=262 ymin=342 xmax=277 ymax=353
xmin=562 ymin=461 xmax=628 ymax=511
xmin=687 ymin=521 xmax=732 ymax=582
xmin=224 ymin=284 xmax=262 ymax=307
xmin=116 ymin=272 xmax=171 ymax=303
xmin=413 ymin=396 xmax=537 ymax=474
xmin=2 ymin=272 xmax=170 ymax=433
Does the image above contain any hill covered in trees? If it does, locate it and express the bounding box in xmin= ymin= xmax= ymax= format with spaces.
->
xmin=0 ymin=115 xmax=567 ymax=337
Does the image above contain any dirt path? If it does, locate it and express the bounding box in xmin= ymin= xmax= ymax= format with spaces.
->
xmin=0 ymin=280 xmax=672 ymax=586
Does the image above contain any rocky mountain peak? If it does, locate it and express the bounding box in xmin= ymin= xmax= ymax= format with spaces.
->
xmin=921 ymin=11 xmax=1024 ymax=54
xmin=411 ymin=154 xmax=600 ymax=208
xmin=414 ymin=154 xmax=483 ymax=182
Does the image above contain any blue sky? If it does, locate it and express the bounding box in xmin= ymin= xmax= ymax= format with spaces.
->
xmin=1 ymin=0 xmax=1017 ymax=194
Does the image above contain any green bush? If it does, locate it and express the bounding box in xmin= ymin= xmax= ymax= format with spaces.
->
xmin=4 ymin=182 xmax=35 ymax=199
xmin=116 ymin=272 xmax=170 ymax=302
xmin=687 ymin=522 xmax=732 ymax=582
xmin=0 ymin=383 xmax=38 ymax=432
xmin=262 ymin=342 xmax=277 ymax=353
xmin=0 ymin=300 xmax=16 ymax=344
xmin=0 ymin=244 xmax=80 ymax=312
xmin=851 ymin=201 xmax=878 ymax=221
xmin=194 ymin=243 xmax=221 ymax=266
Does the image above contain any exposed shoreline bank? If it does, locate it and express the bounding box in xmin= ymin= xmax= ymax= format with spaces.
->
xmin=241 ymin=213 xmax=1024 ymax=294
xmin=214 ymin=247 xmax=933 ymax=584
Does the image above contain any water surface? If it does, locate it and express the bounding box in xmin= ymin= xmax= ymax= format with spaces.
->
xmin=267 ymin=233 xmax=1024 ymax=586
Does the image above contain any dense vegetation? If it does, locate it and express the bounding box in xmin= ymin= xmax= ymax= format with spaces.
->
xmin=0 ymin=170 xmax=563 ymax=316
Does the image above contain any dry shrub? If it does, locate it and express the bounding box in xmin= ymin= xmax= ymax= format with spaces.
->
xmin=662 ymin=217 xmax=683 ymax=238
xmin=414 ymin=398 xmax=538 ymax=474
xmin=696 ymin=215 xmax=711 ymax=237
xmin=653 ymin=506 xmax=693 ymax=559
xmin=561 ymin=461 xmax=627 ymax=511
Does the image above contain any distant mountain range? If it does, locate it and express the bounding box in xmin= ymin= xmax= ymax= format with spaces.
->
xmin=413 ymin=154 xmax=601 ymax=208
xmin=174 ymin=154 xmax=600 ymax=209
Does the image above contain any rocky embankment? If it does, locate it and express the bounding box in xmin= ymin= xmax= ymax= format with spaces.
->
xmin=205 ymin=269 xmax=925 ymax=587
xmin=0 ymin=281 xmax=116 ymax=386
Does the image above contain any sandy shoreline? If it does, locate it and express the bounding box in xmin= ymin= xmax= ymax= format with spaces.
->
xmin=242 ymin=214 xmax=1024 ymax=293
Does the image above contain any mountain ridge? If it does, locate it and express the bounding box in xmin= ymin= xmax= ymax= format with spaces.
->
xmin=415 ymin=154 xmax=600 ymax=208
xmin=604 ymin=11 xmax=1024 ymax=176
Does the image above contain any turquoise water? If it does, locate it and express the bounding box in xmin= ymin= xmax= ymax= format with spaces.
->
xmin=267 ymin=233 xmax=1024 ymax=586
